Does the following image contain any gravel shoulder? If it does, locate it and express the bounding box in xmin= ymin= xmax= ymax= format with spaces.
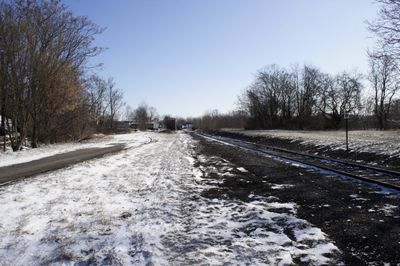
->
xmin=193 ymin=133 xmax=400 ymax=264
xmin=215 ymin=130 xmax=400 ymax=171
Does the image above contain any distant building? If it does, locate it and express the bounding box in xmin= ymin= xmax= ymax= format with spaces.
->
xmin=163 ymin=118 xmax=176 ymax=130
xmin=129 ymin=121 xmax=160 ymax=130
xmin=113 ymin=121 xmax=131 ymax=130
xmin=182 ymin=123 xmax=193 ymax=130
xmin=147 ymin=121 xmax=160 ymax=130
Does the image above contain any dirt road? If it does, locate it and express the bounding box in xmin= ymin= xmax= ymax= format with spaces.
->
xmin=0 ymin=144 xmax=125 ymax=185
xmin=0 ymin=132 xmax=342 ymax=265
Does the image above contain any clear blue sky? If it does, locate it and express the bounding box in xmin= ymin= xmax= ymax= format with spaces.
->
xmin=64 ymin=0 xmax=379 ymax=118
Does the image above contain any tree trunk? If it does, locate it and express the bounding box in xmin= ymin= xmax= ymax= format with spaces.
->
xmin=31 ymin=123 xmax=38 ymax=148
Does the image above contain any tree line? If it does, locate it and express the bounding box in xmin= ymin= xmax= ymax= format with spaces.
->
xmin=238 ymin=65 xmax=364 ymax=130
xmin=0 ymin=0 xmax=124 ymax=151
xmin=367 ymin=0 xmax=400 ymax=130
xmin=196 ymin=0 xmax=400 ymax=131
xmin=197 ymin=58 xmax=400 ymax=131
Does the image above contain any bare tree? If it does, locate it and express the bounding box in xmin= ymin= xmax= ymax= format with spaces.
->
xmin=316 ymin=72 xmax=363 ymax=129
xmin=107 ymin=78 xmax=124 ymax=129
xmin=369 ymin=52 xmax=399 ymax=129
xmin=200 ymin=109 xmax=220 ymax=130
xmin=296 ymin=65 xmax=320 ymax=129
xmin=0 ymin=45 xmax=7 ymax=151
xmin=133 ymin=103 xmax=149 ymax=131
xmin=86 ymin=75 xmax=108 ymax=129
xmin=86 ymin=76 xmax=124 ymax=131
xmin=148 ymin=106 xmax=159 ymax=122
xmin=132 ymin=103 xmax=158 ymax=131
xmin=368 ymin=0 xmax=400 ymax=59
xmin=162 ymin=115 xmax=176 ymax=130
xmin=122 ymin=105 xmax=133 ymax=121
xmin=391 ymin=98 xmax=400 ymax=123
xmin=237 ymin=63 xmax=365 ymax=130
xmin=367 ymin=0 xmax=400 ymax=129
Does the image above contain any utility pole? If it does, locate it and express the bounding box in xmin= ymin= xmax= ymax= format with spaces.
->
xmin=0 ymin=51 xmax=5 ymax=152
xmin=344 ymin=111 xmax=349 ymax=152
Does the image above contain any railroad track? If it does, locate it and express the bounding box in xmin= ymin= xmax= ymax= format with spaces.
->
xmin=195 ymin=132 xmax=400 ymax=192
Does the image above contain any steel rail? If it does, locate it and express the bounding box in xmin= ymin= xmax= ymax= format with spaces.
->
xmin=196 ymin=132 xmax=400 ymax=191
xmin=219 ymin=134 xmax=400 ymax=177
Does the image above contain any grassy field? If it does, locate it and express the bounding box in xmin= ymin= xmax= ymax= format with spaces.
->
xmin=226 ymin=129 xmax=400 ymax=157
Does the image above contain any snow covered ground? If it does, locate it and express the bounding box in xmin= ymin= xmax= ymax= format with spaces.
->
xmin=0 ymin=133 xmax=151 ymax=167
xmin=233 ymin=129 xmax=400 ymax=157
xmin=0 ymin=132 xmax=340 ymax=265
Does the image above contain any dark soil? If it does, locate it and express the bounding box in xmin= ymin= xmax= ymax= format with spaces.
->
xmin=209 ymin=130 xmax=400 ymax=171
xmin=192 ymin=133 xmax=400 ymax=265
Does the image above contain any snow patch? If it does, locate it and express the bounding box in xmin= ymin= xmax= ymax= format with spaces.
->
xmin=271 ymin=183 xmax=295 ymax=190
xmin=381 ymin=204 xmax=398 ymax=216
xmin=237 ymin=167 xmax=248 ymax=173
xmin=235 ymin=129 xmax=400 ymax=158
xmin=0 ymin=132 xmax=340 ymax=265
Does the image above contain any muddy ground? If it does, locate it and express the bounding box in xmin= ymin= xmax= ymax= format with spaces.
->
xmin=192 ymin=133 xmax=400 ymax=265
xmin=210 ymin=131 xmax=400 ymax=171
